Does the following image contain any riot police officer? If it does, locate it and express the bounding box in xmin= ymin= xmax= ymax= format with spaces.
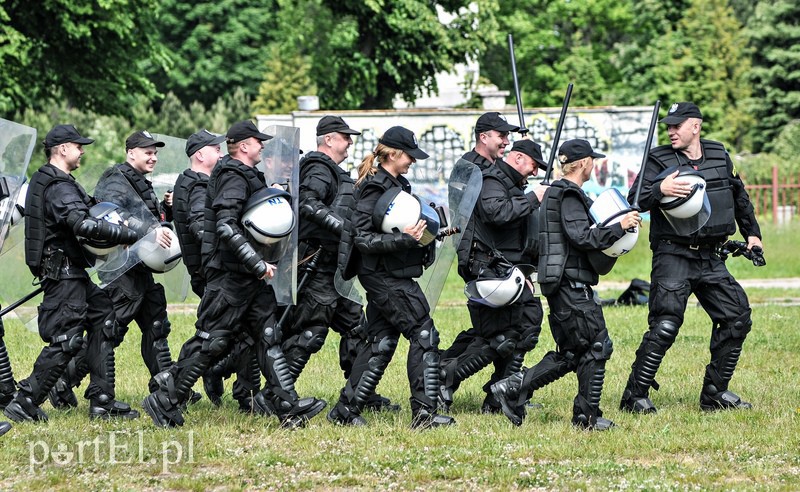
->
xmin=619 ymin=102 xmax=763 ymax=414
xmin=173 ymin=129 xmax=264 ymax=412
xmin=328 ymin=126 xmax=454 ymax=429
xmin=438 ymin=139 xmax=546 ymax=412
xmin=4 ymin=124 xmax=140 ymax=423
xmin=280 ymin=115 xmax=398 ymax=412
xmin=492 ymin=139 xmax=641 ymax=430
xmin=142 ymin=120 xmax=326 ymax=428
xmin=49 ymin=130 xmax=187 ymax=407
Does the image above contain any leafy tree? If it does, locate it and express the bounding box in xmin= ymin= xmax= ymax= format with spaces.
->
xmin=151 ymin=0 xmax=280 ymax=108
xmin=481 ymin=0 xmax=634 ymax=108
xmin=307 ymin=0 xmax=498 ymax=109
xmin=1 ymin=0 xmax=167 ymax=117
xmin=252 ymin=45 xmax=316 ymax=114
xmin=746 ymin=1 xmax=800 ymax=153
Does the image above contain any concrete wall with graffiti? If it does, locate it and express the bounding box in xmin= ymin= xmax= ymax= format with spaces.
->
xmin=258 ymin=106 xmax=656 ymax=200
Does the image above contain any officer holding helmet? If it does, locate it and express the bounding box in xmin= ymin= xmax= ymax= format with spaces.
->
xmin=4 ymin=125 xmax=140 ymax=424
xmin=439 ymin=139 xmax=547 ymax=412
xmin=280 ymin=115 xmax=399 ymax=412
xmin=328 ymin=126 xmax=454 ymax=429
xmin=492 ymin=139 xmax=641 ymax=430
xmin=620 ymin=102 xmax=763 ymax=414
xmin=49 ymin=130 xmax=189 ymax=407
xmin=142 ymin=120 xmax=326 ymax=428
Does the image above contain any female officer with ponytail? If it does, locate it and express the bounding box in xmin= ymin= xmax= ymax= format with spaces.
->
xmin=328 ymin=126 xmax=455 ymax=429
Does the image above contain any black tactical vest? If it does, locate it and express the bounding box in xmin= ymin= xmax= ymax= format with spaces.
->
xmin=172 ymin=169 xmax=207 ymax=279
xmin=24 ymin=163 xmax=94 ymax=274
xmin=537 ymin=180 xmax=598 ymax=296
xmin=649 ymin=140 xmax=736 ymax=244
xmin=116 ymin=163 xmax=165 ymax=221
xmin=457 ymin=160 xmax=528 ymax=280
xmin=353 ymin=171 xmax=431 ymax=279
xmin=298 ymin=151 xmax=355 ymax=248
xmin=201 ymin=157 xmax=267 ymax=273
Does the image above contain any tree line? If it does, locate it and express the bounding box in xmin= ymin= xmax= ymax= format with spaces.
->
xmin=1 ymin=0 xmax=798 ymax=181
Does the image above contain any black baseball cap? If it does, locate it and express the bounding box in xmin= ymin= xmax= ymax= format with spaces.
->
xmin=185 ymin=129 xmax=226 ymax=157
xmin=660 ymin=102 xmax=703 ymax=125
xmin=126 ymin=130 xmax=165 ymax=150
xmin=316 ymin=115 xmax=361 ymax=136
xmin=43 ymin=124 xmax=94 ymax=148
xmin=510 ymin=139 xmax=547 ymax=169
xmin=558 ymin=139 xmax=605 ymax=164
xmin=226 ymin=120 xmax=273 ymax=144
xmin=378 ymin=126 xmax=429 ymax=160
xmin=475 ymin=112 xmax=520 ymax=133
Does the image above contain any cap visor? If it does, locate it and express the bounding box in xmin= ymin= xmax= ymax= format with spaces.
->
xmin=407 ymin=148 xmax=429 ymax=160
xmin=255 ymin=132 xmax=273 ymax=141
xmin=497 ymin=123 xmax=521 ymax=132
xmin=590 ymin=151 xmax=606 ymax=158
xmin=535 ymin=158 xmax=548 ymax=170
xmin=75 ymin=137 xmax=95 ymax=145
xmin=659 ymin=115 xmax=687 ymax=125
xmin=210 ymin=135 xmax=227 ymax=145
xmin=339 ymin=128 xmax=362 ymax=136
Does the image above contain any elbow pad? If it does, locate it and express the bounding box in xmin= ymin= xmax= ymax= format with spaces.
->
xmin=74 ymin=216 xmax=138 ymax=245
xmin=301 ymin=203 xmax=343 ymax=235
xmin=217 ymin=223 xmax=267 ymax=278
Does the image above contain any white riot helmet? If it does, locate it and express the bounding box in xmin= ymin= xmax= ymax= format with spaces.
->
xmin=589 ymin=188 xmax=639 ymax=257
xmin=657 ymin=166 xmax=710 ymax=235
xmin=83 ymin=202 xmax=128 ymax=256
xmin=138 ymin=226 xmax=182 ymax=273
xmin=373 ymin=188 xmax=440 ymax=246
xmin=242 ymin=187 xmax=295 ymax=245
xmin=464 ymin=264 xmax=536 ymax=308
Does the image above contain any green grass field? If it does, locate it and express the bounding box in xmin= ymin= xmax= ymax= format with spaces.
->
xmin=0 ymin=221 xmax=798 ymax=490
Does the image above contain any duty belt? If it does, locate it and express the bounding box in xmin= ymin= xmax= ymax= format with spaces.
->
xmin=659 ymin=239 xmax=719 ymax=251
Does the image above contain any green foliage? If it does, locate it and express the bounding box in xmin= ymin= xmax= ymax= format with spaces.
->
xmin=252 ymin=45 xmax=316 ymax=114
xmin=1 ymin=0 xmax=167 ymax=117
xmin=310 ymin=0 xmax=498 ymax=109
xmin=483 ymin=0 xmax=634 ymax=108
xmin=151 ymin=0 xmax=281 ymax=108
xmin=745 ymin=1 xmax=800 ymax=153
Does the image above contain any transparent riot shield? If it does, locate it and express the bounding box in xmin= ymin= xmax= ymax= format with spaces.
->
xmin=0 ymin=120 xmax=38 ymax=329
xmin=0 ymin=119 xmax=37 ymax=253
xmin=90 ymin=168 xmax=162 ymax=287
xmin=260 ymin=125 xmax=300 ymax=307
xmin=417 ymin=158 xmax=481 ymax=314
xmin=150 ymin=134 xmax=191 ymax=301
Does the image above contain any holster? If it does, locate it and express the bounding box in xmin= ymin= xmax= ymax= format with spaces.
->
xmin=40 ymin=249 xmax=84 ymax=280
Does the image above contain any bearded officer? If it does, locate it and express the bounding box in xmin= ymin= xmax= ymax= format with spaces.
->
xmin=439 ymin=139 xmax=546 ymax=412
xmin=4 ymin=125 xmax=140 ymax=423
xmin=142 ymin=120 xmax=326 ymax=428
xmin=619 ymin=102 xmax=763 ymax=414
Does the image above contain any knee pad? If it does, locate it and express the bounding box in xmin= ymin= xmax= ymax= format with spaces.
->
xmin=589 ymin=329 xmax=613 ymax=362
xmin=262 ymin=325 xmax=281 ymax=347
xmin=373 ymin=333 xmax=399 ymax=357
xmin=51 ymin=329 xmax=84 ymax=356
xmin=415 ymin=320 xmax=439 ymax=352
xmin=719 ymin=311 xmax=752 ymax=340
xmin=152 ymin=318 xmax=172 ymax=339
xmin=298 ymin=326 xmax=328 ymax=353
xmin=490 ymin=333 xmax=516 ymax=359
xmin=647 ymin=319 xmax=679 ymax=347
xmin=204 ymin=336 xmax=230 ymax=358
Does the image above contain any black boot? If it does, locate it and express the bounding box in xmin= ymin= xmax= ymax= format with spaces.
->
xmin=327 ymin=402 xmax=367 ymax=426
xmin=410 ymin=407 xmax=455 ymax=430
xmin=0 ymin=421 xmax=10 ymax=436
xmin=4 ymin=394 xmax=49 ymax=423
xmin=700 ymin=386 xmax=752 ymax=412
xmin=89 ymin=394 xmax=140 ymax=420
xmin=491 ymin=371 xmax=526 ymax=426
xmin=48 ymin=378 xmax=78 ymax=410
